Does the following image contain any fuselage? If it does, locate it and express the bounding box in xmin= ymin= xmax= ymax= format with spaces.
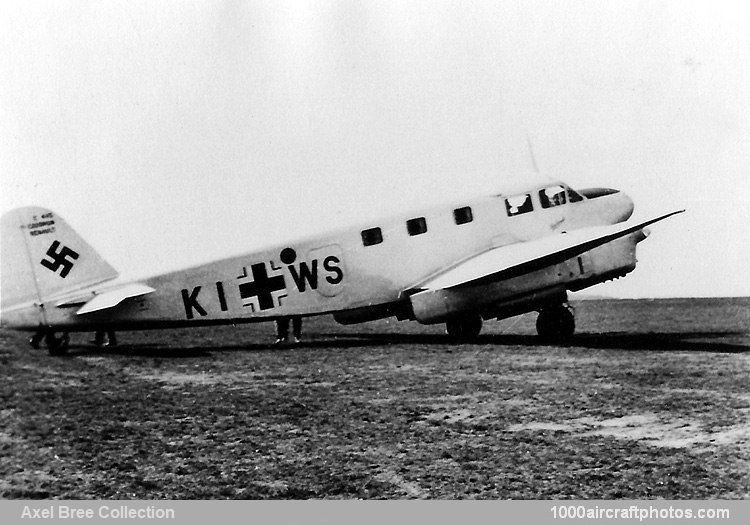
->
xmin=1 ymin=180 xmax=637 ymax=331
xmin=3 ymin=176 xmax=648 ymax=331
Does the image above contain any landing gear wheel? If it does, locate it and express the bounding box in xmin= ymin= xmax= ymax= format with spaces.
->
xmin=46 ymin=332 xmax=70 ymax=356
xmin=445 ymin=314 xmax=483 ymax=341
xmin=29 ymin=331 xmax=45 ymax=349
xmin=536 ymin=304 xmax=575 ymax=341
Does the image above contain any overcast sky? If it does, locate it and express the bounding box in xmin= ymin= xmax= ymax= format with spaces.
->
xmin=1 ymin=0 xmax=749 ymax=298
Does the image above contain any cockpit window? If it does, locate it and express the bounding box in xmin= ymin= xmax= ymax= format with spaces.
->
xmin=567 ymin=188 xmax=584 ymax=202
xmin=505 ymin=194 xmax=533 ymax=216
xmin=539 ymin=185 xmax=567 ymax=208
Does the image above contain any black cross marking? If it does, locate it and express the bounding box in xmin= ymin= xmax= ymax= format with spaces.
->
xmin=40 ymin=240 xmax=79 ymax=278
xmin=238 ymin=263 xmax=286 ymax=311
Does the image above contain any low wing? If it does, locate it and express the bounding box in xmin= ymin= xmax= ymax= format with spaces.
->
xmin=56 ymin=283 xmax=155 ymax=315
xmin=414 ymin=210 xmax=684 ymax=291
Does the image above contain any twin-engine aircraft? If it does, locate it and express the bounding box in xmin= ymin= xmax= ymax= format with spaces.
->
xmin=1 ymin=179 xmax=682 ymax=355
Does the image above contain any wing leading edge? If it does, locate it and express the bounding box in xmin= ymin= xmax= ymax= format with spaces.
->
xmin=413 ymin=210 xmax=684 ymax=291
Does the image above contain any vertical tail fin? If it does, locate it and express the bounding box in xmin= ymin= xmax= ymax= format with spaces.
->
xmin=1 ymin=207 xmax=118 ymax=314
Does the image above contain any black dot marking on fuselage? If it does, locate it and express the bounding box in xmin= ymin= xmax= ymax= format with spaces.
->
xmin=280 ymin=248 xmax=297 ymax=265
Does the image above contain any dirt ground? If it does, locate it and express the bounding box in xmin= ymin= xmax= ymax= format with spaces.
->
xmin=1 ymin=298 xmax=748 ymax=499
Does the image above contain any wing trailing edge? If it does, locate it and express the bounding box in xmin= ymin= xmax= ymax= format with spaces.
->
xmin=415 ymin=210 xmax=684 ymax=291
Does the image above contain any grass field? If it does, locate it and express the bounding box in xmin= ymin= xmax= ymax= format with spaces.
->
xmin=1 ymin=298 xmax=749 ymax=499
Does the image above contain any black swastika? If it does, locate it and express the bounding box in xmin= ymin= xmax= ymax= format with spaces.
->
xmin=40 ymin=240 xmax=79 ymax=278
xmin=238 ymin=263 xmax=286 ymax=311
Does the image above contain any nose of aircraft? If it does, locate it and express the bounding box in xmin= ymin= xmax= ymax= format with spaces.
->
xmin=616 ymin=191 xmax=635 ymax=222
xmin=579 ymin=187 xmax=634 ymax=223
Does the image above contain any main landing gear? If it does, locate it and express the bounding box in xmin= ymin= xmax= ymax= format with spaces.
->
xmin=30 ymin=330 xmax=70 ymax=356
xmin=536 ymin=304 xmax=575 ymax=341
xmin=445 ymin=314 xmax=483 ymax=341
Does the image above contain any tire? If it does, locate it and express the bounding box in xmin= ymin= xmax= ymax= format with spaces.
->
xmin=445 ymin=314 xmax=483 ymax=341
xmin=46 ymin=332 xmax=70 ymax=356
xmin=536 ymin=305 xmax=575 ymax=341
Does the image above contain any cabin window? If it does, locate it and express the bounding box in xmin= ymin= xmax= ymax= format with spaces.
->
xmin=539 ymin=185 xmax=567 ymax=208
xmin=406 ymin=217 xmax=427 ymax=236
xmin=361 ymin=227 xmax=383 ymax=246
xmin=453 ymin=206 xmax=473 ymax=225
xmin=505 ymin=194 xmax=533 ymax=216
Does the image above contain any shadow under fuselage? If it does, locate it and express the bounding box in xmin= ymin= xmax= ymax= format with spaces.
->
xmin=56 ymin=330 xmax=750 ymax=357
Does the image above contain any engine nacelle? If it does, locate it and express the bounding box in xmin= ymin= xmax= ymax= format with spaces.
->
xmin=410 ymin=279 xmax=566 ymax=325
xmin=410 ymin=232 xmax=644 ymax=324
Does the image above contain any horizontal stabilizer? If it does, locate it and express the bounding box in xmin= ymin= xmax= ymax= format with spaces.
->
xmin=75 ymin=283 xmax=155 ymax=315
xmin=416 ymin=210 xmax=684 ymax=291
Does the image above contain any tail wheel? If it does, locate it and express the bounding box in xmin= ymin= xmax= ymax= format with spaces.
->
xmin=536 ymin=304 xmax=575 ymax=341
xmin=445 ymin=314 xmax=483 ymax=341
xmin=46 ymin=332 xmax=70 ymax=356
